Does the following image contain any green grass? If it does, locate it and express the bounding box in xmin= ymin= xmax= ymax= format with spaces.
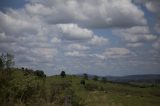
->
xmin=45 ymin=75 xmax=160 ymax=106
xmin=1 ymin=70 xmax=160 ymax=106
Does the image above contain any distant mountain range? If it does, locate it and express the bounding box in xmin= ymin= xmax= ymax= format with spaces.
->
xmin=106 ymin=74 xmax=160 ymax=83
xmin=76 ymin=74 xmax=160 ymax=83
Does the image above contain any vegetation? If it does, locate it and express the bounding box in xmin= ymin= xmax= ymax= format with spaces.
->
xmin=93 ymin=75 xmax=98 ymax=81
xmin=0 ymin=53 xmax=160 ymax=106
xmin=83 ymin=73 xmax=88 ymax=80
xmin=101 ymin=77 xmax=107 ymax=83
xmin=60 ymin=71 xmax=66 ymax=78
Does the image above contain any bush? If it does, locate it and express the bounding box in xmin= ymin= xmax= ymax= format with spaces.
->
xmin=85 ymin=83 xmax=99 ymax=91
xmin=93 ymin=75 xmax=98 ymax=81
xmin=101 ymin=77 xmax=107 ymax=83
xmin=80 ymin=80 xmax=85 ymax=85
xmin=34 ymin=70 xmax=46 ymax=78
xmin=83 ymin=73 xmax=88 ymax=80
xmin=60 ymin=71 xmax=66 ymax=78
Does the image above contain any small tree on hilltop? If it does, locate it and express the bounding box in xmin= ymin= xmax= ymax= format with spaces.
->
xmin=80 ymin=80 xmax=85 ymax=85
xmin=101 ymin=77 xmax=107 ymax=83
xmin=60 ymin=71 xmax=66 ymax=78
xmin=34 ymin=70 xmax=46 ymax=78
xmin=0 ymin=53 xmax=14 ymax=70
xmin=93 ymin=75 xmax=98 ymax=81
xmin=83 ymin=73 xmax=88 ymax=80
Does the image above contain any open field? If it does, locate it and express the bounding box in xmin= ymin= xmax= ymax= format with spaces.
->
xmin=1 ymin=69 xmax=160 ymax=106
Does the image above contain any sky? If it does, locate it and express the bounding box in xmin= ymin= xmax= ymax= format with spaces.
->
xmin=0 ymin=0 xmax=160 ymax=76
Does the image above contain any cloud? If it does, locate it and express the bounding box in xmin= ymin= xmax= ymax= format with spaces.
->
xmin=88 ymin=48 xmax=132 ymax=60
xmin=67 ymin=43 xmax=89 ymax=51
xmin=133 ymin=0 xmax=160 ymax=33
xmin=0 ymin=10 xmax=38 ymax=36
xmin=0 ymin=0 xmax=160 ymax=75
xmin=153 ymin=38 xmax=160 ymax=50
xmin=26 ymin=0 xmax=146 ymax=28
xmin=0 ymin=32 xmax=16 ymax=43
xmin=89 ymin=54 xmax=105 ymax=60
xmin=88 ymin=35 xmax=109 ymax=46
xmin=57 ymin=23 xmax=109 ymax=46
xmin=145 ymin=1 xmax=160 ymax=14
xmin=113 ymin=26 xmax=157 ymax=43
xmin=127 ymin=43 xmax=143 ymax=48
xmin=58 ymin=24 xmax=93 ymax=41
xmin=50 ymin=37 xmax=61 ymax=44
xmin=103 ymin=48 xmax=131 ymax=59
xmin=65 ymin=51 xmax=85 ymax=57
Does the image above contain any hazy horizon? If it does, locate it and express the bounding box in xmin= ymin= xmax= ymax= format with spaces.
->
xmin=0 ymin=0 xmax=160 ymax=76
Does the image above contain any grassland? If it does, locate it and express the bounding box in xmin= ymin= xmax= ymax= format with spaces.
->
xmin=47 ymin=75 xmax=160 ymax=106
xmin=1 ymin=69 xmax=160 ymax=106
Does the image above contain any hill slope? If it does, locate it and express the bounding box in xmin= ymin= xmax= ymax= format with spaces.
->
xmin=1 ymin=69 xmax=160 ymax=106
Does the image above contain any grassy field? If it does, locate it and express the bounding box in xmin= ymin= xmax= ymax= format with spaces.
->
xmin=1 ymin=69 xmax=160 ymax=106
xmin=46 ymin=75 xmax=160 ymax=106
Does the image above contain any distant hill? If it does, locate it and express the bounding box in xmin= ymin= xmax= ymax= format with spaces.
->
xmin=106 ymin=74 xmax=160 ymax=83
xmin=76 ymin=74 xmax=160 ymax=83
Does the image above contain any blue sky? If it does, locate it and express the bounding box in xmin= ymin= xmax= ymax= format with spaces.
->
xmin=0 ymin=0 xmax=160 ymax=76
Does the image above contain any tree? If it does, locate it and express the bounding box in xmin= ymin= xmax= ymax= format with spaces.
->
xmin=0 ymin=53 xmax=14 ymax=70
xmin=0 ymin=53 xmax=5 ymax=70
xmin=93 ymin=75 xmax=98 ymax=81
xmin=83 ymin=73 xmax=88 ymax=80
xmin=0 ymin=57 xmax=3 ymax=70
xmin=0 ymin=53 xmax=14 ymax=104
xmin=6 ymin=53 xmax=14 ymax=69
xmin=80 ymin=80 xmax=85 ymax=85
xmin=101 ymin=77 xmax=107 ymax=83
xmin=60 ymin=71 xmax=66 ymax=78
xmin=34 ymin=70 xmax=46 ymax=78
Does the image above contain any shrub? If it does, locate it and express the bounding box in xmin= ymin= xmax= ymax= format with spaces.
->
xmin=93 ymin=75 xmax=98 ymax=81
xmin=60 ymin=71 xmax=66 ymax=78
xmin=85 ymin=83 xmax=99 ymax=91
xmin=83 ymin=73 xmax=88 ymax=80
xmin=80 ymin=80 xmax=85 ymax=85
xmin=34 ymin=70 xmax=46 ymax=78
xmin=101 ymin=77 xmax=107 ymax=83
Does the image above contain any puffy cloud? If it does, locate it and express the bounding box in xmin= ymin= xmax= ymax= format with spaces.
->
xmin=67 ymin=43 xmax=89 ymax=51
xmin=26 ymin=0 xmax=146 ymax=28
xmin=133 ymin=0 xmax=160 ymax=33
xmin=103 ymin=48 xmax=131 ymax=59
xmin=155 ymin=23 xmax=160 ymax=33
xmin=89 ymin=35 xmax=109 ymax=46
xmin=127 ymin=43 xmax=143 ymax=48
xmin=89 ymin=54 xmax=105 ymax=60
xmin=65 ymin=51 xmax=85 ymax=57
xmin=58 ymin=24 xmax=93 ymax=40
xmin=113 ymin=26 xmax=157 ymax=43
xmin=0 ymin=10 xmax=38 ymax=36
xmin=51 ymin=37 xmax=61 ymax=44
xmin=145 ymin=0 xmax=160 ymax=14
xmin=153 ymin=38 xmax=160 ymax=50
xmin=0 ymin=0 xmax=160 ymax=75
xmin=0 ymin=32 xmax=16 ymax=43
xmin=88 ymin=48 xmax=132 ymax=60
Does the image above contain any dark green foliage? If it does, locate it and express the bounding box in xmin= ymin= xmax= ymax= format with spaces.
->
xmin=101 ymin=77 xmax=107 ymax=83
xmin=0 ymin=53 xmax=14 ymax=70
xmin=80 ymin=80 xmax=85 ymax=85
xmin=93 ymin=75 xmax=98 ymax=81
xmin=60 ymin=71 xmax=66 ymax=78
xmin=83 ymin=73 xmax=88 ymax=80
xmin=23 ymin=68 xmax=34 ymax=76
xmin=70 ymin=93 xmax=86 ymax=106
xmin=0 ymin=53 xmax=14 ymax=105
xmin=0 ymin=57 xmax=4 ymax=69
xmin=85 ymin=83 xmax=99 ymax=91
xmin=34 ymin=70 xmax=46 ymax=78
